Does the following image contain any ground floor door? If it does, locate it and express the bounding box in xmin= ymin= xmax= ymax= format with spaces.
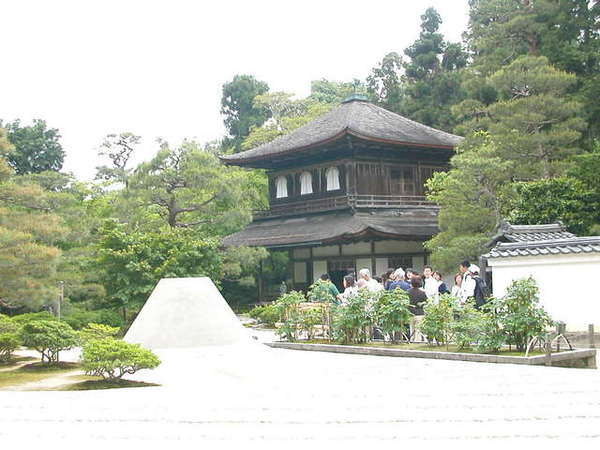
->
xmin=327 ymin=259 xmax=356 ymax=292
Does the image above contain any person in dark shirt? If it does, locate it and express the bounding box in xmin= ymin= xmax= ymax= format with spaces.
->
xmin=319 ymin=273 xmax=340 ymax=301
xmin=388 ymin=268 xmax=411 ymax=291
xmin=407 ymin=275 xmax=428 ymax=316
xmin=381 ymin=268 xmax=395 ymax=290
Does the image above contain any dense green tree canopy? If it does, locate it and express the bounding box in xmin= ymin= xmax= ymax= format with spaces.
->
xmin=126 ymin=140 xmax=266 ymax=235
xmin=0 ymin=119 xmax=65 ymax=174
xmin=221 ymin=74 xmax=270 ymax=151
xmin=401 ymin=8 xmax=467 ymax=131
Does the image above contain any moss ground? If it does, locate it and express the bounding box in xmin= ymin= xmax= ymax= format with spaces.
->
xmin=58 ymin=379 xmax=160 ymax=391
xmin=0 ymin=361 xmax=80 ymax=389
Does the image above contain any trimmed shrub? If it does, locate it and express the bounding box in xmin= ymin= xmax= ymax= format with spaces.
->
xmin=82 ymin=338 xmax=161 ymax=380
xmin=0 ymin=315 xmax=21 ymax=362
xmin=11 ymin=311 xmax=57 ymax=325
xmin=20 ymin=320 xmax=79 ymax=363
xmin=0 ymin=333 xmax=21 ymax=362
xmin=79 ymin=323 xmax=120 ymax=344
xmin=63 ymin=308 xmax=124 ymax=330
xmin=248 ymin=304 xmax=279 ymax=327
xmin=0 ymin=314 xmax=20 ymax=333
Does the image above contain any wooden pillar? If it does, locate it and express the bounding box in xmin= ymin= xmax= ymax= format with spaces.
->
xmin=257 ymin=259 xmax=263 ymax=302
xmin=370 ymin=241 xmax=376 ymax=276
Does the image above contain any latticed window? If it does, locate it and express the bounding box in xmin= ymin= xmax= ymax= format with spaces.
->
xmin=300 ymin=171 xmax=313 ymax=195
xmin=390 ymin=167 xmax=415 ymax=195
xmin=275 ymin=176 xmax=288 ymax=198
xmin=325 ymin=166 xmax=340 ymax=191
xmin=388 ymin=256 xmax=413 ymax=270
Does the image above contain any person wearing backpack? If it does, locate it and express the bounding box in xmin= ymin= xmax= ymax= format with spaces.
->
xmin=468 ymin=265 xmax=488 ymax=309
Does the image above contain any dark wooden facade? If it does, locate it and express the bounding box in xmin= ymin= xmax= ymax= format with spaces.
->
xmin=222 ymin=97 xmax=461 ymax=294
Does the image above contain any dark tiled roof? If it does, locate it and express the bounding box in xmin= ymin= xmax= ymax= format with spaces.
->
xmin=484 ymin=237 xmax=600 ymax=259
xmin=487 ymin=222 xmax=576 ymax=247
xmin=221 ymin=99 xmax=463 ymax=165
xmin=222 ymin=209 xmax=439 ymax=248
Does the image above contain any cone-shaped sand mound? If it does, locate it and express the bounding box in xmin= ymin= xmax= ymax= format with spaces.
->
xmin=124 ymin=277 xmax=248 ymax=349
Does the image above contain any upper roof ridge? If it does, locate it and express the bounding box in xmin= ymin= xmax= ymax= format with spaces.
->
xmin=221 ymin=100 xmax=463 ymax=166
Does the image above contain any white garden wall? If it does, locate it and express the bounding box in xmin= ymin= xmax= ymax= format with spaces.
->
xmin=488 ymin=253 xmax=600 ymax=330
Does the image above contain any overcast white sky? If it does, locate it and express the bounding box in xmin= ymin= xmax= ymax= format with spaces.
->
xmin=1 ymin=0 xmax=469 ymax=180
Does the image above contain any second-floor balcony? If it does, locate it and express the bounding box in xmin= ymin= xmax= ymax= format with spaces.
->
xmin=254 ymin=194 xmax=437 ymax=219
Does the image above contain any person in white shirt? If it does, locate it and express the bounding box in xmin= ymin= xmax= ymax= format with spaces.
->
xmin=450 ymin=273 xmax=463 ymax=298
xmin=423 ymin=266 xmax=441 ymax=301
xmin=337 ymin=275 xmax=358 ymax=304
xmin=458 ymin=260 xmax=476 ymax=303
xmin=358 ymin=268 xmax=384 ymax=293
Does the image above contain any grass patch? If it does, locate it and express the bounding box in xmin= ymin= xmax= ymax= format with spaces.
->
xmin=0 ymin=362 xmax=81 ymax=389
xmin=58 ymin=379 xmax=160 ymax=391
xmin=300 ymin=340 xmax=549 ymax=357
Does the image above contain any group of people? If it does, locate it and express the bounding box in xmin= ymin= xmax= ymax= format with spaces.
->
xmin=320 ymin=259 xmax=487 ymax=316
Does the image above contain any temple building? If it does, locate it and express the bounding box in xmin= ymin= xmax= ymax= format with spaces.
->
xmin=222 ymin=95 xmax=462 ymax=295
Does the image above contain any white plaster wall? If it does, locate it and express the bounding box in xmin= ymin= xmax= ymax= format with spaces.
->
xmin=488 ymin=253 xmax=600 ymax=330
xmin=312 ymin=260 xmax=328 ymax=282
xmin=356 ymin=257 xmax=373 ymax=274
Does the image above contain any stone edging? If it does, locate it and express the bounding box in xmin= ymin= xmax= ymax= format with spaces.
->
xmin=265 ymin=342 xmax=597 ymax=368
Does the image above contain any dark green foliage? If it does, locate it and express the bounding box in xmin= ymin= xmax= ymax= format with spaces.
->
xmin=221 ymin=74 xmax=270 ymax=151
xmin=63 ymin=307 xmax=124 ymax=330
xmin=465 ymin=0 xmax=600 ymax=141
xmin=248 ymin=303 xmax=279 ymax=327
xmin=0 ymin=119 xmax=65 ymax=174
xmin=11 ymin=311 xmax=58 ymax=325
xmin=20 ymin=320 xmax=78 ymax=363
xmin=400 ymin=7 xmax=467 ymax=131
xmin=78 ymin=323 xmax=120 ymax=344
xmin=81 ymin=338 xmax=160 ymax=380
xmin=97 ymin=220 xmax=223 ymax=314
xmin=503 ymin=177 xmax=599 ymax=235
xmin=126 ymin=140 xmax=266 ymax=233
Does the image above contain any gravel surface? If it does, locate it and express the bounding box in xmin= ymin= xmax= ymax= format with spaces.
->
xmin=1 ymin=328 xmax=599 ymax=444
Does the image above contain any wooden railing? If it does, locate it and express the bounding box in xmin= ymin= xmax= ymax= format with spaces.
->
xmin=349 ymin=194 xmax=433 ymax=208
xmin=254 ymin=194 xmax=435 ymax=219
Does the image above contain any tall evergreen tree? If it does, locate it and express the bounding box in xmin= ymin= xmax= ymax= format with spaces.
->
xmin=464 ymin=0 xmax=600 ymax=140
xmin=400 ymin=8 xmax=468 ymax=131
xmin=221 ymin=75 xmax=270 ymax=152
xmin=366 ymin=52 xmax=404 ymax=113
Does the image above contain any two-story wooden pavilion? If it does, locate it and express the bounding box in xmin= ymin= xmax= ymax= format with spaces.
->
xmin=222 ymin=95 xmax=462 ymax=294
